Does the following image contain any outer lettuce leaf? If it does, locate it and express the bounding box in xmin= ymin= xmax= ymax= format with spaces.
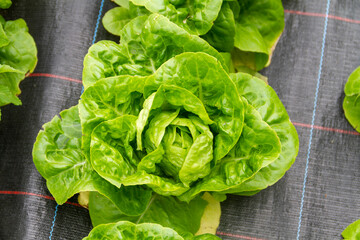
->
xmin=224 ymin=73 xmax=299 ymax=194
xmin=0 ymin=17 xmax=37 ymax=116
xmin=179 ymin=100 xmax=281 ymax=201
xmin=0 ymin=64 xmax=25 ymax=107
xmin=83 ymin=14 xmax=227 ymax=88
xmin=102 ymin=7 xmax=132 ymax=36
xmin=203 ymin=0 xmax=284 ymax=71
xmin=33 ymin=106 xmax=98 ymax=204
xmin=231 ymin=0 xmax=284 ymax=71
xmin=0 ymin=0 xmax=11 ymax=9
xmin=32 ymin=106 xmax=153 ymax=214
xmin=342 ymin=219 xmax=360 ymax=240
xmin=129 ymin=0 xmax=222 ymax=35
xmin=89 ymin=191 xmax=220 ymax=238
xmin=83 ymin=221 xmax=184 ymax=240
xmin=202 ymin=2 xmax=235 ymax=52
xmin=0 ymin=18 xmax=37 ymax=73
xmin=343 ymin=66 xmax=360 ymax=133
xmin=102 ymin=3 xmax=149 ymax=36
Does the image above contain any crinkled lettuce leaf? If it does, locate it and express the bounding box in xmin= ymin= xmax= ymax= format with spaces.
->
xmin=179 ymin=99 xmax=281 ymax=201
xmin=83 ymin=221 xmax=184 ymax=240
xmin=89 ymin=191 xmax=220 ymax=238
xmin=0 ymin=17 xmax=37 ymax=118
xmin=222 ymin=73 xmax=299 ymax=195
xmin=220 ymin=0 xmax=284 ymax=71
xmin=342 ymin=219 xmax=360 ymax=240
xmin=129 ymin=0 xmax=222 ymax=35
xmin=32 ymin=105 xmax=153 ymax=215
xmin=343 ymin=66 xmax=360 ymax=133
xmin=83 ymin=14 xmax=227 ymax=89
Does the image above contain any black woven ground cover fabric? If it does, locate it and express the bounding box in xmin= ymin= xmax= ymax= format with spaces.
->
xmin=0 ymin=0 xmax=359 ymax=239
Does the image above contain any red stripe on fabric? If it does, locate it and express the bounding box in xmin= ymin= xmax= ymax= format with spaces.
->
xmin=0 ymin=191 xmax=82 ymax=207
xmin=292 ymin=122 xmax=360 ymax=136
xmin=284 ymin=9 xmax=360 ymax=24
xmin=217 ymin=231 xmax=265 ymax=240
xmin=29 ymin=73 xmax=82 ymax=84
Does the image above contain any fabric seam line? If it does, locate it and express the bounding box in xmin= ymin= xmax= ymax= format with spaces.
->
xmin=296 ymin=1 xmax=331 ymax=239
xmin=48 ymin=1 xmax=105 ymax=239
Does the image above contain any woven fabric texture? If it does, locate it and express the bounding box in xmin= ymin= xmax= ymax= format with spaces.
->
xmin=0 ymin=0 xmax=359 ymax=239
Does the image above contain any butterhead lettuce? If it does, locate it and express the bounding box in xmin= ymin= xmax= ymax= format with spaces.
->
xmin=33 ymin=11 xmax=298 ymax=239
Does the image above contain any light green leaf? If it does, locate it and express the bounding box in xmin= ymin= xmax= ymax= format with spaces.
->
xmin=90 ymin=115 xmax=138 ymax=188
xmin=0 ymin=18 xmax=37 ymax=73
xmin=89 ymin=192 xmax=208 ymax=237
xmin=33 ymin=106 xmax=153 ymax=214
xmin=0 ymin=64 xmax=24 ymax=106
xmin=129 ymin=0 xmax=222 ymax=35
xmin=32 ymin=106 xmax=97 ymax=204
xmin=83 ymin=14 xmax=226 ymax=88
xmin=227 ymin=72 xmax=299 ymax=194
xmin=231 ymin=0 xmax=284 ymax=71
xmin=145 ymin=52 xmax=244 ymax=163
xmin=83 ymin=221 xmax=184 ymax=240
xmin=79 ymin=75 xmax=146 ymax=158
xmin=343 ymin=66 xmax=360 ymax=132
xmin=342 ymin=219 xmax=360 ymax=240
xmin=114 ymin=0 xmax=129 ymax=8
xmin=0 ymin=0 xmax=11 ymax=9
xmin=202 ymin=2 xmax=235 ymax=52
xmin=102 ymin=7 xmax=132 ymax=36
xmin=180 ymin=100 xmax=281 ymax=201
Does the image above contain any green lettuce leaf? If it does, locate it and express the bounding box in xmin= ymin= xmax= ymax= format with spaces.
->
xmin=33 ymin=105 xmax=153 ymax=214
xmin=0 ymin=0 xmax=11 ymax=9
xmin=223 ymin=73 xmax=299 ymax=194
xmin=231 ymin=0 xmax=284 ymax=71
xmin=342 ymin=219 xmax=360 ymax=240
xmin=0 ymin=18 xmax=37 ymax=73
xmin=0 ymin=64 xmax=25 ymax=107
xmin=102 ymin=3 xmax=149 ymax=36
xmin=202 ymin=2 xmax=235 ymax=52
xmin=89 ymin=192 xmax=207 ymax=236
xmin=0 ymin=17 xmax=37 ymax=117
xmin=179 ymin=100 xmax=281 ymax=201
xmin=129 ymin=0 xmax=222 ymax=35
xmin=83 ymin=221 xmax=184 ymax=240
xmin=83 ymin=14 xmax=226 ymax=88
xmin=79 ymin=75 xmax=146 ymax=158
xmin=343 ymin=66 xmax=360 ymax=133
xmin=145 ymin=52 xmax=244 ymax=163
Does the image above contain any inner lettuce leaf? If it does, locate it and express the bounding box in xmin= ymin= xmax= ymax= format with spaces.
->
xmin=144 ymin=52 xmax=244 ymax=162
xmin=343 ymin=66 xmax=360 ymax=133
xmin=221 ymin=73 xmax=299 ymax=195
xmin=32 ymin=106 xmax=153 ymax=215
xmin=82 ymin=52 xmax=246 ymax=197
xmin=342 ymin=219 xmax=360 ymax=240
xmin=83 ymin=13 xmax=227 ymax=89
xmin=89 ymin=191 xmax=220 ymax=238
xmin=179 ymin=99 xmax=281 ymax=201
